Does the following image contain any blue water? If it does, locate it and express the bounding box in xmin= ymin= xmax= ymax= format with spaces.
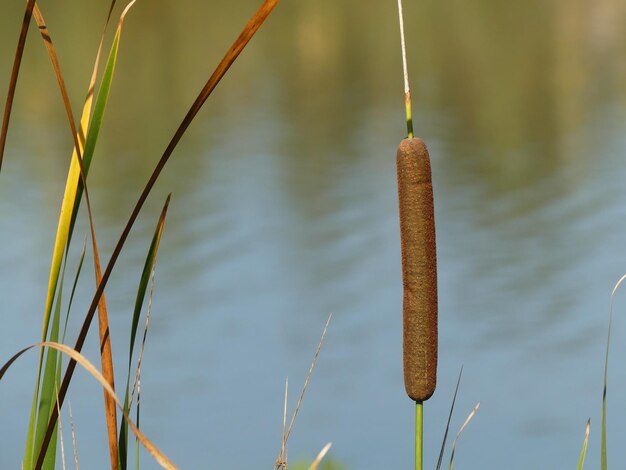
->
xmin=1 ymin=1 xmax=626 ymax=468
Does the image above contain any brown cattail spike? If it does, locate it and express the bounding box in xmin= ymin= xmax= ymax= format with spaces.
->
xmin=397 ymin=137 xmax=438 ymax=402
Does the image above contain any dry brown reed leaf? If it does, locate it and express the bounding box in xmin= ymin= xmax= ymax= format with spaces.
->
xmin=0 ymin=0 xmax=117 ymax=169
xmin=449 ymin=402 xmax=480 ymax=469
xmin=55 ymin=386 xmax=67 ymax=470
xmin=68 ymin=402 xmax=79 ymax=470
xmin=275 ymin=314 xmax=332 ymax=469
xmin=32 ymin=5 xmax=82 ymax=160
xmin=0 ymin=342 xmax=179 ymax=469
xmin=275 ymin=378 xmax=289 ymax=469
xmin=0 ymin=0 xmax=36 ymax=171
xmin=286 ymin=313 xmax=332 ymax=441
xmin=92 ymin=246 xmax=118 ymax=470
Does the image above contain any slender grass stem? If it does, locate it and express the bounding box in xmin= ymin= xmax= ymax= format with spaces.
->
xmin=397 ymin=0 xmax=413 ymax=139
xmin=416 ymin=401 xmax=423 ymax=470
xmin=405 ymin=92 xmax=414 ymax=140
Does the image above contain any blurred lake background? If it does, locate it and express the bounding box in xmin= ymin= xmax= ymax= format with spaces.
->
xmin=1 ymin=0 xmax=626 ymax=468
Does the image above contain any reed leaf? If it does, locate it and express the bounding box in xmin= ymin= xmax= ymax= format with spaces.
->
xmin=577 ymin=419 xmax=590 ymax=470
xmin=0 ymin=0 xmax=36 ymax=171
xmin=15 ymin=3 xmax=59 ymax=463
xmin=0 ymin=342 xmax=179 ymax=469
xmin=436 ymin=367 xmax=463 ymax=470
xmin=601 ymin=274 xmax=626 ymax=470
xmin=55 ymin=239 xmax=87 ymax=463
xmin=32 ymin=5 xmax=82 ymax=167
xmin=448 ymin=403 xmax=480 ymax=470
xmin=38 ymin=0 xmax=279 ymax=461
xmin=55 ymin=389 xmax=66 ymax=470
xmin=135 ymin=372 xmax=141 ymax=470
xmin=62 ymin=238 xmax=88 ymax=344
xmin=68 ymin=403 xmax=79 ymax=470
xmin=35 ymin=272 xmax=65 ymax=469
xmin=92 ymin=239 xmax=118 ymax=470
xmin=309 ymin=443 xmax=332 ymax=470
xmin=119 ymin=195 xmax=171 ymax=470
xmin=275 ymin=314 xmax=331 ymax=469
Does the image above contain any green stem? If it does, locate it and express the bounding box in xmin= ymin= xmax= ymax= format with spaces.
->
xmin=416 ymin=400 xmax=423 ymax=470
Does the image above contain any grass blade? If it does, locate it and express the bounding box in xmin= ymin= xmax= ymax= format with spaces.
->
xmin=309 ymin=443 xmax=332 ymax=470
xmin=11 ymin=5 xmax=54 ymax=465
xmin=92 ymin=238 xmax=118 ymax=470
xmin=62 ymin=238 xmax=88 ymax=344
xmin=577 ymin=419 xmax=591 ymax=470
xmin=135 ymin=373 xmax=141 ymax=470
xmin=275 ymin=314 xmax=331 ymax=469
xmin=601 ymin=274 xmax=626 ymax=470
xmin=131 ymin=271 xmax=155 ymax=470
xmin=45 ymin=247 xmax=90 ymax=470
xmin=120 ymin=195 xmax=171 ymax=470
xmin=0 ymin=343 xmax=179 ymax=470
xmin=55 ymin=387 xmax=67 ymax=470
xmin=32 ymin=5 xmax=82 ymax=170
xmin=276 ymin=378 xmax=288 ymax=469
xmin=0 ymin=0 xmax=36 ymax=171
xmin=436 ymin=367 xmax=463 ymax=470
xmin=40 ymin=0 xmax=278 ymax=462
xmin=286 ymin=314 xmax=331 ymax=442
xmin=68 ymin=403 xmax=79 ymax=470
xmin=35 ymin=272 xmax=65 ymax=469
xmin=448 ymin=403 xmax=480 ymax=470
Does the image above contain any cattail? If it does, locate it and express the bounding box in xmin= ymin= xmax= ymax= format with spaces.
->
xmin=397 ymin=137 xmax=438 ymax=402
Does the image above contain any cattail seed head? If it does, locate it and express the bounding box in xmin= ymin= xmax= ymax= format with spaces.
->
xmin=396 ymin=137 xmax=438 ymax=402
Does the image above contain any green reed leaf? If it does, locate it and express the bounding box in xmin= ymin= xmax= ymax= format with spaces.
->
xmin=577 ymin=419 xmax=590 ymax=470
xmin=119 ymin=195 xmax=170 ymax=470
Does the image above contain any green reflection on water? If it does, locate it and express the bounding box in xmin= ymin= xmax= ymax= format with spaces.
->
xmin=1 ymin=1 xmax=626 ymax=469
xmin=1 ymin=0 xmax=625 ymax=312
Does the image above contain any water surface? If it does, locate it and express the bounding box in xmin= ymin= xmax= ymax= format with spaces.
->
xmin=1 ymin=1 xmax=626 ymax=468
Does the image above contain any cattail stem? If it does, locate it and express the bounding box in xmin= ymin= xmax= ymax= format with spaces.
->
xmin=405 ymin=92 xmax=414 ymax=140
xmin=397 ymin=1 xmax=437 ymax=469
xmin=416 ymin=401 xmax=423 ymax=470
xmin=397 ymin=0 xmax=414 ymax=139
